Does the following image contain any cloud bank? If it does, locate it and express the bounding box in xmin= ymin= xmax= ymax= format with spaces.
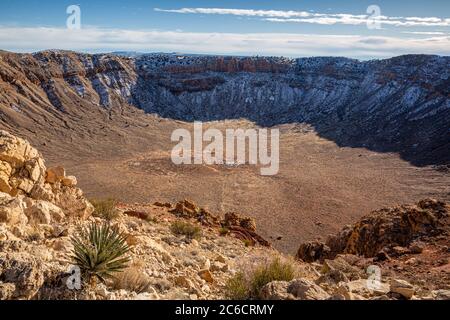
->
xmin=154 ymin=7 xmax=450 ymax=27
xmin=1 ymin=27 xmax=449 ymax=59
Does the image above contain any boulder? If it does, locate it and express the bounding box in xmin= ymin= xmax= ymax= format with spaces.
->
xmin=287 ymin=279 xmax=330 ymax=300
xmin=61 ymin=176 xmax=77 ymax=187
xmin=296 ymin=240 xmax=331 ymax=262
xmin=0 ymin=130 xmax=39 ymax=166
xmin=390 ymin=279 xmax=415 ymax=299
xmin=262 ymin=278 xmax=330 ymax=300
xmin=24 ymin=199 xmax=65 ymax=224
xmin=0 ymin=192 xmax=28 ymax=225
xmin=333 ymin=279 xmax=389 ymax=300
xmin=0 ymin=283 xmax=16 ymax=300
xmin=0 ymin=160 xmax=12 ymax=193
xmin=51 ymin=185 xmax=93 ymax=218
xmin=431 ymin=290 xmax=450 ymax=300
xmin=260 ymin=281 xmax=295 ymax=300
xmin=45 ymin=166 xmax=65 ymax=184
xmin=321 ymin=257 xmax=363 ymax=281
xmin=0 ymin=252 xmax=45 ymax=299
xmin=198 ymin=269 xmax=214 ymax=283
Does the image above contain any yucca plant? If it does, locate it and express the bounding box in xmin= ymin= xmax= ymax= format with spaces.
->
xmin=70 ymin=222 xmax=131 ymax=284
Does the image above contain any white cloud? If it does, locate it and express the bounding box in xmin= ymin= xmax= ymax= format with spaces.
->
xmin=1 ymin=27 xmax=449 ymax=59
xmin=402 ymin=31 xmax=446 ymax=35
xmin=154 ymin=7 xmax=450 ymax=27
xmin=154 ymin=8 xmax=313 ymax=18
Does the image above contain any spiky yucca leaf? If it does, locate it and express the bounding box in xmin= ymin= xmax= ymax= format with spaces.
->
xmin=70 ymin=222 xmax=131 ymax=283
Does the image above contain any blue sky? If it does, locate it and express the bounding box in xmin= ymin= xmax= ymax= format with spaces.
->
xmin=0 ymin=0 xmax=449 ymax=59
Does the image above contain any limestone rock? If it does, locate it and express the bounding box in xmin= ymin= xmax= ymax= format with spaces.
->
xmin=24 ymin=199 xmax=65 ymax=224
xmin=321 ymin=257 xmax=363 ymax=281
xmin=262 ymin=278 xmax=330 ymax=300
xmin=0 ymin=252 xmax=45 ymax=299
xmin=431 ymin=290 xmax=450 ymax=300
xmin=260 ymin=281 xmax=295 ymax=300
xmin=0 ymin=283 xmax=16 ymax=300
xmin=0 ymin=192 xmax=27 ymax=225
xmin=298 ymin=198 xmax=450 ymax=260
xmin=45 ymin=166 xmax=65 ymax=184
xmin=211 ymin=261 xmax=228 ymax=272
xmin=61 ymin=176 xmax=77 ymax=187
xmin=0 ymin=161 xmax=12 ymax=193
xmin=334 ymin=279 xmax=389 ymax=300
xmin=390 ymin=279 xmax=415 ymax=299
xmin=0 ymin=130 xmax=39 ymax=166
xmin=198 ymin=269 xmax=214 ymax=283
xmin=287 ymin=279 xmax=330 ymax=300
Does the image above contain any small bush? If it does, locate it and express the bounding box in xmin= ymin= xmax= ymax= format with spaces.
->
xmin=225 ymin=258 xmax=296 ymax=300
xmin=70 ymin=222 xmax=131 ymax=284
xmin=225 ymin=272 xmax=249 ymax=300
xmin=243 ymin=239 xmax=253 ymax=247
xmin=112 ymin=264 xmax=152 ymax=293
xmin=91 ymin=198 xmax=119 ymax=221
xmin=219 ymin=227 xmax=229 ymax=236
xmin=250 ymin=258 xmax=295 ymax=297
xmin=170 ymin=220 xmax=202 ymax=240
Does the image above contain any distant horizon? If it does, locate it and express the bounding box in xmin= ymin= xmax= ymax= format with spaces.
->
xmin=1 ymin=48 xmax=449 ymax=62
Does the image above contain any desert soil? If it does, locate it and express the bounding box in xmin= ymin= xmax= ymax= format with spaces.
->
xmin=38 ymin=119 xmax=450 ymax=254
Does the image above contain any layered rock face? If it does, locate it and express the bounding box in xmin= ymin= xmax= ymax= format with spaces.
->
xmin=296 ymin=198 xmax=450 ymax=262
xmin=133 ymin=54 xmax=450 ymax=166
xmin=0 ymin=51 xmax=449 ymax=165
xmin=0 ymin=130 xmax=94 ymax=299
xmin=0 ymin=130 xmax=93 ymax=226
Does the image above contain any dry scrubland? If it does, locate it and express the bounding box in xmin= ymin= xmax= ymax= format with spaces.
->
xmin=0 ymin=131 xmax=449 ymax=300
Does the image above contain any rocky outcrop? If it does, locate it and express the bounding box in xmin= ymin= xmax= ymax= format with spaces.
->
xmin=0 ymin=132 xmax=276 ymax=300
xmin=0 ymin=130 xmax=93 ymax=226
xmin=260 ymin=279 xmax=330 ymax=300
xmin=297 ymin=198 xmax=450 ymax=261
xmin=169 ymin=200 xmax=269 ymax=247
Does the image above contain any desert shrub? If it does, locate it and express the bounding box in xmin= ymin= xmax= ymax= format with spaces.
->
xmin=219 ymin=227 xmax=229 ymax=236
xmin=91 ymin=198 xmax=119 ymax=221
xmin=70 ymin=222 xmax=131 ymax=284
xmin=112 ymin=264 xmax=152 ymax=293
xmin=225 ymin=257 xmax=296 ymax=300
xmin=170 ymin=220 xmax=202 ymax=240
xmin=243 ymin=239 xmax=253 ymax=247
xmin=225 ymin=272 xmax=250 ymax=300
xmin=250 ymin=258 xmax=295 ymax=297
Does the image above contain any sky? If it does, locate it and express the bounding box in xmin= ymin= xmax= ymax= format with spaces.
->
xmin=0 ymin=0 xmax=449 ymax=59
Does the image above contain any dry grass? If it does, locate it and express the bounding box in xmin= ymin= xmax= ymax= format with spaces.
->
xmin=219 ymin=227 xmax=229 ymax=236
xmin=91 ymin=198 xmax=120 ymax=221
xmin=225 ymin=272 xmax=249 ymax=300
xmin=226 ymin=256 xmax=297 ymax=300
xmin=170 ymin=220 xmax=202 ymax=240
xmin=112 ymin=262 xmax=152 ymax=294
